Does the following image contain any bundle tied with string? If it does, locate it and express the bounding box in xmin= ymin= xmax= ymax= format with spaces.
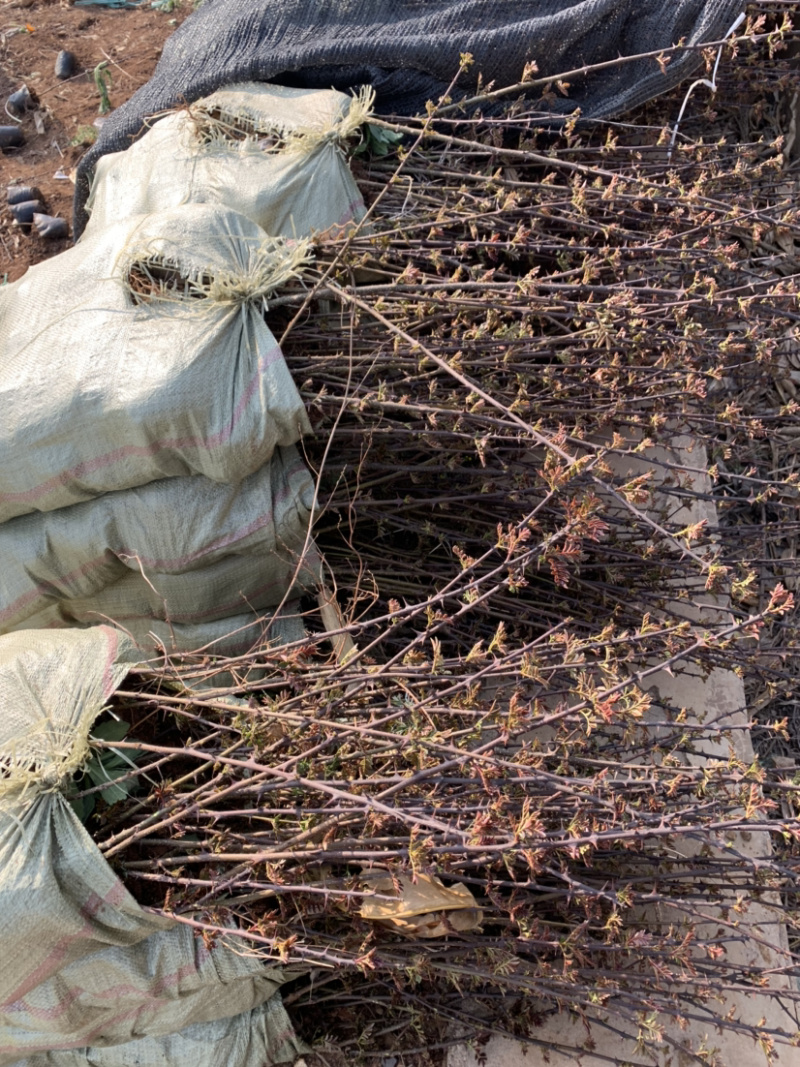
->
xmin=0 ymin=626 xmax=304 ymax=1067
xmin=0 ymin=203 xmax=312 ymax=520
xmin=83 ymin=83 xmax=371 ymax=240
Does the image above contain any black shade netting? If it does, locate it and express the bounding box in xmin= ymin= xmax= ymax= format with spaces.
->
xmin=73 ymin=0 xmax=744 ymax=235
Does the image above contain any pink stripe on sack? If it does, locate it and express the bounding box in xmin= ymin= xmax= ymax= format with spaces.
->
xmin=339 ymin=195 xmax=365 ymax=226
xmin=109 ymin=571 xmax=290 ymax=624
xmin=321 ymin=197 xmax=366 ymax=237
xmin=0 ymin=1037 xmax=92 ymax=1056
xmin=104 ymin=882 xmax=128 ymax=908
xmin=1 ymin=884 xmax=129 ymax=1006
xmin=0 ymin=456 xmax=308 ymax=626
xmin=101 ymin=627 xmax=120 ymax=698
xmin=0 ymin=557 xmax=114 ymax=625
xmin=10 ymin=957 xmax=210 ymax=1027
xmin=119 ymin=512 xmax=274 ymax=571
xmin=0 ymin=342 xmax=286 ymax=507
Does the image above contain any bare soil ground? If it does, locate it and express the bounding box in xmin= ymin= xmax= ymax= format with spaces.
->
xmin=0 ymin=0 xmax=188 ymax=282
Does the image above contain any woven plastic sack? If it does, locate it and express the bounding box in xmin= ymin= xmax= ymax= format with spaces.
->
xmin=54 ymin=553 xmax=318 ymax=629
xmin=117 ymin=604 xmax=308 ymax=659
xmin=0 ymin=203 xmax=311 ymax=522
xmin=0 ymin=447 xmax=319 ymax=635
xmin=84 ymin=83 xmax=369 ymax=240
xmin=0 ymin=627 xmax=302 ymax=1066
xmin=13 ymin=607 xmax=308 ymax=694
xmin=16 ymin=999 xmax=301 ymax=1067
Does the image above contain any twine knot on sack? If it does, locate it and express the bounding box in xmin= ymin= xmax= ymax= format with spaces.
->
xmin=121 ymin=232 xmax=313 ymax=309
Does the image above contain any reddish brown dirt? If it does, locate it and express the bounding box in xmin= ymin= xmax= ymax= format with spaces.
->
xmin=0 ymin=0 xmax=189 ymax=282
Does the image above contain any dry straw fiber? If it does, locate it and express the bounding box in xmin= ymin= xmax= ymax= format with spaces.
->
xmin=84 ymin=84 xmax=369 ymax=240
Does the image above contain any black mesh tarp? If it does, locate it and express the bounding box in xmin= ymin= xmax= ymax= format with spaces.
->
xmin=74 ymin=0 xmax=744 ymax=234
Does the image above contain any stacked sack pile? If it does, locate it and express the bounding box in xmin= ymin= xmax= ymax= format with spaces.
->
xmin=0 ymin=84 xmax=371 ymax=1067
xmin=0 ymin=83 xmax=372 ymax=662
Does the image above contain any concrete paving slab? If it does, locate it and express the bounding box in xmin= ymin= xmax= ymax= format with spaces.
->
xmin=447 ymin=434 xmax=800 ymax=1067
